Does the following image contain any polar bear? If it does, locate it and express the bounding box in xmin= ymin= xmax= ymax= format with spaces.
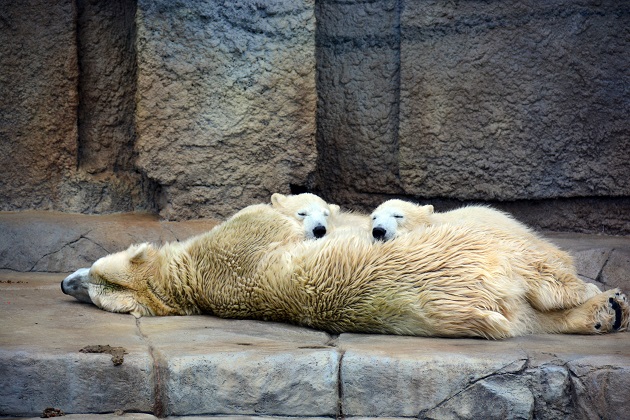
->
xmin=371 ymin=199 xmax=538 ymax=242
xmin=61 ymin=202 xmax=629 ymax=339
xmin=271 ymin=193 xmax=371 ymax=240
xmin=370 ymin=199 xmax=601 ymax=311
xmin=271 ymin=193 xmax=334 ymax=239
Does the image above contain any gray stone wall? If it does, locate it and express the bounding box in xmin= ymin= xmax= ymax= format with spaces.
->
xmin=134 ymin=0 xmax=317 ymax=220
xmin=0 ymin=0 xmax=79 ymax=210
xmin=316 ymin=0 xmax=403 ymax=198
xmin=398 ymin=0 xmax=630 ymax=200
xmin=0 ymin=0 xmax=157 ymax=214
xmin=315 ymin=0 xmax=630 ymax=234
xmin=0 ymin=0 xmax=628 ymax=232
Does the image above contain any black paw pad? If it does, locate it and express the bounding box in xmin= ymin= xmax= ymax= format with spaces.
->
xmin=610 ymin=300 xmax=622 ymax=330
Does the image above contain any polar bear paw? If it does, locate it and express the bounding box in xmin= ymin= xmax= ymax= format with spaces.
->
xmin=593 ymin=289 xmax=628 ymax=333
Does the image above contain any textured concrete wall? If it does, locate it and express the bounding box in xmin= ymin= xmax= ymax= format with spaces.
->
xmin=0 ymin=0 xmax=156 ymax=214
xmin=72 ymin=0 xmax=158 ymax=213
xmin=0 ymin=0 xmax=628 ymax=233
xmin=0 ymin=0 xmax=79 ymax=210
xmin=316 ymin=0 xmax=403 ymax=199
xmin=315 ymin=0 xmax=630 ymax=234
xmin=134 ymin=0 xmax=317 ymax=220
xmin=398 ymin=0 xmax=630 ymax=200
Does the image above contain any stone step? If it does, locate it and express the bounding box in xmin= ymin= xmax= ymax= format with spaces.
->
xmin=1 ymin=271 xmax=630 ymax=419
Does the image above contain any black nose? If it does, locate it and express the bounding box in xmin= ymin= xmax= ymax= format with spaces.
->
xmin=372 ymin=227 xmax=387 ymax=240
xmin=313 ymin=225 xmax=326 ymax=239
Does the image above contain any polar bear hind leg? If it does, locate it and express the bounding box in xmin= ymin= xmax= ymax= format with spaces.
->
xmin=535 ymin=289 xmax=629 ymax=334
xmin=523 ymin=269 xmax=601 ymax=312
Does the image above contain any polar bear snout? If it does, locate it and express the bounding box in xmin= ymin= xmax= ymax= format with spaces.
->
xmin=61 ymin=267 xmax=93 ymax=304
xmin=372 ymin=226 xmax=387 ymax=241
xmin=313 ymin=225 xmax=327 ymax=239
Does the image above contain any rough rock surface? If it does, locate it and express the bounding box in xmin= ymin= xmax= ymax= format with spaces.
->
xmin=0 ymin=0 xmax=79 ymax=211
xmin=338 ymin=333 xmax=630 ymax=419
xmin=0 ymin=0 xmax=157 ymax=215
xmin=398 ymin=0 xmax=630 ymax=200
xmin=134 ymin=0 xmax=318 ymax=220
xmin=314 ymin=0 xmax=630 ymax=235
xmin=0 ymin=212 xmax=218 ymax=273
xmin=73 ymin=0 xmax=158 ymax=214
xmin=316 ymin=0 xmax=403 ymax=198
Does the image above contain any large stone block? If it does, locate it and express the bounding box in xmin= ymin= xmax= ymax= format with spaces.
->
xmin=600 ymin=248 xmax=630 ymax=290
xmin=138 ymin=316 xmax=338 ymax=417
xmin=135 ymin=0 xmax=317 ymax=220
xmin=0 ymin=279 xmax=154 ymax=417
xmin=0 ymin=0 xmax=78 ymax=211
xmin=338 ymin=333 xmax=630 ymax=419
xmin=399 ymin=0 xmax=630 ymax=200
xmin=315 ymin=0 xmax=402 ymax=202
xmin=339 ymin=334 xmax=527 ymax=417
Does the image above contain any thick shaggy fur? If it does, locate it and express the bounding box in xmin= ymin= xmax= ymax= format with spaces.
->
xmin=328 ymin=205 xmax=372 ymax=240
xmin=62 ymin=204 xmax=629 ymax=339
xmin=370 ymin=199 xmax=602 ymax=312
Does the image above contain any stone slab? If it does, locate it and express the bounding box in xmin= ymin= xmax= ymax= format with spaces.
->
xmin=138 ymin=316 xmax=338 ymax=417
xmin=0 ymin=273 xmax=154 ymax=417
xmin=338 ymin=332 xmax=630 ymax=419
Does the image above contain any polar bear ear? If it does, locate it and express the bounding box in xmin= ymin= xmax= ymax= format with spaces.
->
xmin=423 ymin=205 xmax=435 ymax=214
xmin=271 ymin=193 xmax=287 ymax=208
xmin=128 ymin=243 xmax=151 ymax=264
xmin=329 ymin=204 xmax=341 ymax=215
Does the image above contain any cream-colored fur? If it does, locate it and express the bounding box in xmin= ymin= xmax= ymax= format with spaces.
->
xmin=370 ymin=199 xmax=601 ymax=312
xmin=62 ymin=202 xmax=629 ymax=339
xmin=328 ymin=204 xmax=372 ymax=240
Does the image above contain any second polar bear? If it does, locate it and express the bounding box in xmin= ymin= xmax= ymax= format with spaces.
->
xmin=371 ymin=199 xmax=537 ymax=242
xmin=370 ymin=199 xmax=600 ymax=311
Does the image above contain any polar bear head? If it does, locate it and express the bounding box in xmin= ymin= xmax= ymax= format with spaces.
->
xmin=61 ymin=242 xmax=162 ymax=317
xmin=271 ymin=193 xmax=336 ymax=239
xmin=370 ymin=199 xmax=434 ymax=241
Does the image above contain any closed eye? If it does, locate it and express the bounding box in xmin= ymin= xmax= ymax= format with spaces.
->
xmin=297 ymin=211 xmax=307 ymax=217
xmin=393 ymin=214 xmax=404 ymax=219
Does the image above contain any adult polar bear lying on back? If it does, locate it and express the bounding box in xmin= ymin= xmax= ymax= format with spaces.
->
xmin=62 ymin=203 xmax=629 ymax=339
